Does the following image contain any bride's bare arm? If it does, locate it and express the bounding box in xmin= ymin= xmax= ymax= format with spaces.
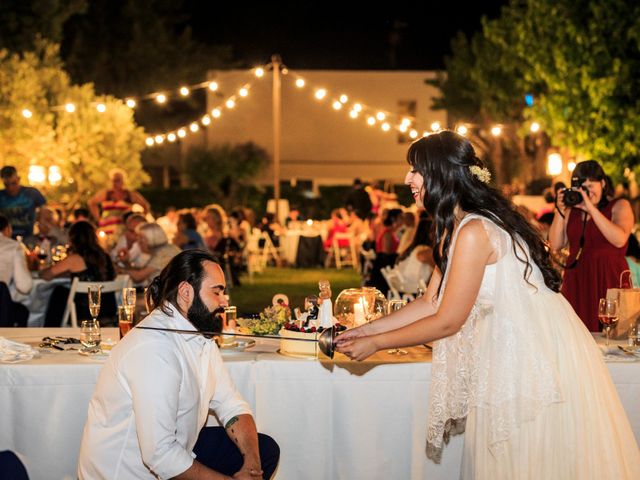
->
xmin=337 ymin=220 xmax=494 ymax=360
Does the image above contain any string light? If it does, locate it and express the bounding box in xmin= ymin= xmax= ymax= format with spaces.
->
xmin=21 ymin=109 xmax=32 ymax=119
xmin=255 ymin=67 xmax=265 ymax=78
xmin=202 ymin=115 xmax=211 ymax=126
xmin=145 ymin=138 xmax=154 ymax=146
xmin=154 ymin=135 xmax=164 ymax=144
xmin=96 ymin=103 xmax=106 ymax=113
xmin=530 ymin=122 xmax=540 ymax=133
xmin=381 ymin=122 xmax=391 ymax=132
xmin=126 ymin=98 xmax=136 ymax=108
xmin=189 ymin=123 xmax=199 ymax=132
xmin=430 ymin=121 xmax=440 ymax=132
xmin=349 ymin=110 xmax=358 ymax=119
xmin=177 ymin=129 xmax=187 ymax=138
xmin=399 ymin=124 xmax=408 ymax=133
xmin=332 ymin=101 xmax=342 ymax=110
xmin=65 ymin=103 xmax=76 ymax=113
xmin=353 ymin=103 xmax=362 ymax=112
xmin=367 ymin=116 xmax=376 ymax=126
xmin=179 ymin=87 xmax=190 ymax=96
xmin=239 ymin=87 xmax=249 ymax=97
xmin=339 ymin=94 xmax=348 ymax=104
xmin=409 ymin=129 xmax=418 ymax=139
xmin=211 ymin=108 xmax=221 ymax=118
xmin=315 ymin=89 xmax=327 ymax=100
xmin=208 ymin=81 xmax=219 ymax=91
xmin=491 ymin=125 xmax=502 ymax=137
xmin=167 ymin=133 xmax=177 ymax=142
xmin=225 ymin=99 xmax=236 ymax=109
xmin=155 ymin=94 xmax=167 ymax=104
xmin=376 ymin=112 xmax=386 ymax=121
xmin=457 ymin=125 xmax=468 ymax=136
xmin=295 ymin=78 xmax=305 ymax=88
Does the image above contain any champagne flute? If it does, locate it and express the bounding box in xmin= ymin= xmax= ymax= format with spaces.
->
xmin=122 ymin=287 xmax=137 ymax=323
xmin=118 ymin=305 xmax=132 ymax=339
xmin=88 ymin=284 xmax=102 ymax=322
xmin=80 ymin=319 xmax=101 ymax=354
xmin=598 ymin=297 xmax=619 ymax=348
xmin=387 ymin=299 xmax=408 ymax=355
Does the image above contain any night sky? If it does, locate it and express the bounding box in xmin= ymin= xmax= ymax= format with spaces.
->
xmin=188 ymin=1 xmax=508 ymax=70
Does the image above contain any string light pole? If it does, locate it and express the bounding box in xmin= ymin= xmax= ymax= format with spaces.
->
xmin=272 ymin=54 xmax=282 ymax=223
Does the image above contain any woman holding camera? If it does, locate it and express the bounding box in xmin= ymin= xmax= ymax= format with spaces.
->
xmin=549 ymin=160 xmax=634 ymax=331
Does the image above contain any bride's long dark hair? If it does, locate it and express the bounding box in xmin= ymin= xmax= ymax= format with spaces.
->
xmin=407 ymin=131 xmax=561 ymax=292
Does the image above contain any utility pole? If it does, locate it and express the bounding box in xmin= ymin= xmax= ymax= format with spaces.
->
xmin=272 ymin=54 xmax=282 ymax=223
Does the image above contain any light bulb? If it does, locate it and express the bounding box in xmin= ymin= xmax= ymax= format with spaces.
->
xmin=295 ymin=78 xmax=305 ymax=88
xmin=226 ymin=99 xmax=235 ymax=109
xmin=530 ymin=122 xmax=540 ymax=133
xmin=177 ymin=129 xmax=187 ymax=138
xmin=96 ymin=103 xmax=106 ymax=113
xmin=21 ymin=109 xmax=32 ymax=119
xmin=339 ymin=94 xmax=348 ymax=103
xmin=349 ymin=110 xmax=358 ymax=119
xmin=179 ymin=87 xmax=190 ymax=96
xmin=409 ymin=129 xmax=418 ymax=139
xmin=381 ymin=122 xmax=390 ymax=131
xmin=154 ymin=135 xmax=164 ymax=144
xmin=202 ymin=116 xmax=211 ymax=125
xmin=189 ymin=123 xmax=199 ymax=132
xmin=332 ymin=101 xmax=342 ymax=110
xmin=456 ymin=125 xmax=468 ymax=135
xmin=315 ymin=89 xmax=327 ymax=100
xmin=211 ymin=108 xmax=221 ymax=118
xmin=239 ymin=87 xmax=249 ymax=97
xmin=156 ymin=94 xmax=167 ymax=104
xmin=255 ymin=67 xmax=265 ymax=77
xmin=353 ymin=103 xmax=362 ymax=112
xmin=367 ymin=116 xmax=376 ymax=126
xmin=65 ymin=103 xmax=76 ymax=113
xmin=167 ymin=133 xmax=177 ymax=142
xmin=208 ymin=81 xmax=218 ymax=91
xmin=145 ymin=137 xmax=154 ymax=146
xmin=430 ymin=121 xmax=441 ymax=132
xmin=126 ymin=98 xmax=136 ymax=108
xmin=491 ymin=125 xmax=502 ymax=137
xmin=376 ymin=112 xmax=386 ymax=121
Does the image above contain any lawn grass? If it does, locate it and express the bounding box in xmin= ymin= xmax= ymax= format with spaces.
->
xmin=230 ymin=267 xmax=362 ymax=315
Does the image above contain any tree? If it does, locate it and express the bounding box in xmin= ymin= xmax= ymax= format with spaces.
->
xmin=185 ymin=143 xmax=268 ymax=210
xmin=431 ymin=0 xmax=640 ymax=183
xmin=0 ymin=0 xmax=87 ymax=52
xmin=0 ymin=41 xmax=147 ymax=205
xmin=486 ymin=0 xmax=640 ymax=174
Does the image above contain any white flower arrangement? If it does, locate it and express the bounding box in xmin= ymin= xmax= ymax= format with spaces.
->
xmin=469 ymin=165 xmax=491 ymax=184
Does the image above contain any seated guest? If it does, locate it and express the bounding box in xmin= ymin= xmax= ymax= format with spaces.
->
xmin=78 ymin=250 xmax=280 ymax=479
xmin=156 ymin=206 xmax=178 ymax=242
xmin=42 ymin=221 xmax=117 ymax=327
xmin=173 ymin=211 xmax=205 ymax=250
xmin=204 ymin=205 xmax=242 ymax=286
xmin=229 ymin=207 xmax=251 ymax=250
xmin=120 ymin=223 xmax=180 ymax=286
xmin=395 ymin=215 xmax=434 ymax=294
xmin=0 ymin=215 xmax=32 ymax=327
xmin=324 ymin=209 xmax=349 ymax=251
xmin=367 ymin=208 xmax=403 ymax=296
xmin=110 ymin=213 xmax=148 ymax=268
xmin=396 ymin=210 xmax=416 ymax=257
xmin=33 ymin=206 xmax=68 ymax=247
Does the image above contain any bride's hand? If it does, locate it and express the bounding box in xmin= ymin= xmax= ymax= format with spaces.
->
xmin=336 ymin=336 xmax=379 ymax=361
xmin=335 ymin=324 xmax=370 ymax=345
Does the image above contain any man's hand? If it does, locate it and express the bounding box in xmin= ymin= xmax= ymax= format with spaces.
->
xmin=232 ymin=464 xmax=263 ymax=479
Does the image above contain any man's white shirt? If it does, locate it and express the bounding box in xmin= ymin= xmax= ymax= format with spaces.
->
xmin=78 ymin=303 xmax=252 ymax=479
xmin=0 ymin=234 xmax=32 ymax=301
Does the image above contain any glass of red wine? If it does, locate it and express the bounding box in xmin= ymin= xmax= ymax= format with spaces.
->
xmin=598 ymin=298 xmax=619 ymax=348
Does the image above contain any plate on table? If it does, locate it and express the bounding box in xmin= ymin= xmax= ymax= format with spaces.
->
xmin=219 ymin=339 xmax=256 ymax=353
xmin=78 ymin=349 xmax=110 ymax=358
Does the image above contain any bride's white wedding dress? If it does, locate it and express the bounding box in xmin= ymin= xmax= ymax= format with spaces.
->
xmin=427 ymin=214 xmax=640 ymax=479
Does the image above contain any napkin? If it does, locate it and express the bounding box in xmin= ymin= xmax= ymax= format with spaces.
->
xmin=0 ymin=337 xmax=38 ymax=363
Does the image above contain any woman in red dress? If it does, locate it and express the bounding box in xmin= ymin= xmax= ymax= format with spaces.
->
xmin=549 ymin=160 xmax=634 ymax=331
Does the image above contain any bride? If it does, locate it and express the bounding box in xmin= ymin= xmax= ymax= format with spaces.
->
xmin=336 ymin=131 xmax=640 ymax=479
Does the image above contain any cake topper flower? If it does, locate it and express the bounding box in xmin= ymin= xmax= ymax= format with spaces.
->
xmin=469 ymin=165 xmax=491 ymax=184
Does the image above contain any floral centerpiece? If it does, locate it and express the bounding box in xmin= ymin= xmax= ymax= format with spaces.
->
xmin=246 ymin=304 xmax=291 ymax=335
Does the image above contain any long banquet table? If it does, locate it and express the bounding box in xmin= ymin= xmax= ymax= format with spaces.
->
xmin=1 ymin=328 xmax=639 ymax=480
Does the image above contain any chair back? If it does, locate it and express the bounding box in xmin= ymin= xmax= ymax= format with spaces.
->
xmin=62 ymin=274 xmax=131 ymax=327
xmin=381 ymin=266 xmax=415 ymax=303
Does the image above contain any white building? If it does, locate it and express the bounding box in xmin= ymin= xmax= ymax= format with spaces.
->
xmin=181 ymin=69 xmax=447 ymax=187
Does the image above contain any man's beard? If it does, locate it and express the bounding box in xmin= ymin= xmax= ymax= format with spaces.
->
xmin=187 ymin=293 xmax=224 ymax=334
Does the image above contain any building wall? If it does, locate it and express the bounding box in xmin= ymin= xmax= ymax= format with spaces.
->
xmin=182 ymin=69 xmax=447 ymax=185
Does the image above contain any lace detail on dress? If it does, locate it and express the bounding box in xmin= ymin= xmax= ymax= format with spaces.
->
xmin=425 ymin=214 xmax=563 ymax=461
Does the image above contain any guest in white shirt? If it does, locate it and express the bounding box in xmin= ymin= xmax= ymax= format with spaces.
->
xmin=78 ymin=250 xmax=279 ymax=480
xmin=0 ymin=215 xmax=32 ymax=327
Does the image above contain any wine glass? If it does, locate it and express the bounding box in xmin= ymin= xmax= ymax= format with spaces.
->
xmin=598 ymin=297 xmax=619 ymax=348
xmin=387 ymin=299 xmax=408 ymax=355
xmin=80 ymin=319 xmax=101 ymax=354
xmin=122 ymin=287 xmax=137 ymax=323
xmin=88 ymin=284 xmax=102 ymax=322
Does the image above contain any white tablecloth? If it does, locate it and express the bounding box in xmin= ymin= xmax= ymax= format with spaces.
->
xmin=0 ymin=328 xmax=638 ymax=480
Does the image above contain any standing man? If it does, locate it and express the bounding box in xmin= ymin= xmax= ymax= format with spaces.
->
xmin=0 ymin=166 xmax=46 ymax=239
xmin=78 ymin=250 xmax=279 ymax=479
xmin=345 ymin=178 xmax=372 ymax=221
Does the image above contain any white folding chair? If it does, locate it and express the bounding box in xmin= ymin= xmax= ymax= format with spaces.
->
xmin=381 ymin=266 xmax=415 ymax=303
xmin=62 ymin=274 xmax=131 ymax=327
xmin=328 ymin=232 xmax=358 ymax=270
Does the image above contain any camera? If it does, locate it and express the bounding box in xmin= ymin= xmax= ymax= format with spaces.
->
xmin=563 ymin=175 xmax=587 ymax=207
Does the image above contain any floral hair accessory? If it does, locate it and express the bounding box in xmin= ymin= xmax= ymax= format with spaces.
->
xmin=469 ymin=165 xmax=491 ymax=184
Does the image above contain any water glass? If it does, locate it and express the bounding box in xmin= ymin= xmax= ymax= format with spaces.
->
xmin=387 ymin=299 xmax=408 ymax=355
xmin=224 ymin=306 xmax=238 ymax=329
xmin=80 ymin=319 xmax=101 ymax=354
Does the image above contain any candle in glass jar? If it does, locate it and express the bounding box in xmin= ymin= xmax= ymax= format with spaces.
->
xmin=353 ymin=301 xmax=366 ymax=326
